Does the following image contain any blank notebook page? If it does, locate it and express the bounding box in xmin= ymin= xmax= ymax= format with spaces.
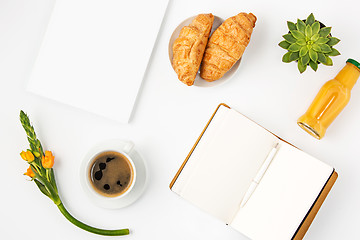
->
xmin=231 ymin=143 xmax=333 ymax=240
xmin=27 ymin=0 xmax=168 ymax=123
xmin=172 ymin=106 xmax=279 ymax=223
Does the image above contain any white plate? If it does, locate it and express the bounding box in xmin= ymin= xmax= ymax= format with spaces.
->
xmin=168 ymin=15 xmax=241 ymax=87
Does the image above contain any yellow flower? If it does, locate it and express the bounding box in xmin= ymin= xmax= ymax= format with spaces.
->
xmin=42 ymin=151 xmax=54 ymax=168
xmin=24 ymin=166 xmax=35 ymax=178
xmin=20 ymin=150 xmax=35 ymax=162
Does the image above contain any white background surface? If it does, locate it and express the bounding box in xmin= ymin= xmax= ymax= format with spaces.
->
xmin=1 ymin=0 xmax=360 ymax=239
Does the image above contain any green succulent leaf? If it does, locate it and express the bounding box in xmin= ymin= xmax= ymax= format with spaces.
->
xmin=319 ymin=27 xmax=332 ymax=37
xmin=320 ymin=44 xmax=332 ymax=53
xmin=298 ymin=60 xmax=307 ymax=73
xmin=309 ymin=60 xmax=318 ymax=71
xmin=289 ymin=52 xmax=300 ymax=61
xmin=316 ymin=37 xmax=329 ymax=44
xmin=300 ymin=46 xmax=309 ymax=57
xmin=287 ymin=21 xmax=297 ymax=31
xmin=306 ymin=13 xmax=315 ymax=25
xmin=327 ymin=37 xmax=340 ymax=46
xmin=324 ymin=56 xmax=333 ymax=66
xmin=311 ymin=22 xmax=320 ymax=35
xmin=312 ymin=43 xmax=322 ymax=52
xmin=283 ymin=34 xmax=297 ymax=43
xmin=296 ymin=38 xmax=307 ymax=46
xmin=290 ymin=30 xmax=305 ymax=40
xmin=327 ymin=48 xmax=341 ymax=56
xmin=318 ymin=52 xmax=327 ymax=64
xmin=301 ymin=54 xmax=310 ymax=66
xmin=309 ymin=49 xmax=318 ymax=62
xmin=282 ymin=52 xmax=292 ymax=63
xmin=279 ymin=40 xmax=291 ymax=49
xmin=311 ymin=33 xmax=320 ymax=42
xmin=288 ymin=43 xmax=302 ymax=52
xmin=297 ymin=19 xmax=306 ymax=34
xmin=305 ymin=25 xmax=313 ymax=38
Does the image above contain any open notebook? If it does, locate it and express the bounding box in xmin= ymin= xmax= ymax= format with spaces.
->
xmin=27 ymin=0 xmax=168 ymax=123
xmin=170 ymin=104 xmax=337 ymax=240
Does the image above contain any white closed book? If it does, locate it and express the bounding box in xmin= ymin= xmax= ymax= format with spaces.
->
xmin=170 ymin=104 xmax=337 ymax=240
xmin=27 ymin=0 xmax=169 ymax=123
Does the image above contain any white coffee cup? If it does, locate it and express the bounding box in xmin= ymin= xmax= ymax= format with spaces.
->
xmin=80 ymin=140 xmax=139 ymax=208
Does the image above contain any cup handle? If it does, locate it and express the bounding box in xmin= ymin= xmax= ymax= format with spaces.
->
xmin=123 ymin=141 xmax=134 ymax=155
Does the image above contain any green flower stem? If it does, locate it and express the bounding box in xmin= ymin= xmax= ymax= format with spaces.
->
xmin=49 ymin=168 xmax=58 ymax=192
xmin=57 ymin=203 xmax=130 ymax=236
xmin=32 ymin=167 xmax=60 ymax=205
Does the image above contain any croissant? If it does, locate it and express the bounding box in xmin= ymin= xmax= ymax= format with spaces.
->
xmin=200 ymin=12 xmax=257 ymax=81
xmin=172 ymin=14 xmax=214 ymax=86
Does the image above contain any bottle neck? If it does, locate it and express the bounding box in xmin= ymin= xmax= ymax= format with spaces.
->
xmin=335 ymin=62 xmax=360 ymax=89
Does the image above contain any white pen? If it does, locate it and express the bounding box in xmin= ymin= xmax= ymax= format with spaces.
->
xmin=239 ymin=143 xmax=280 ymax=208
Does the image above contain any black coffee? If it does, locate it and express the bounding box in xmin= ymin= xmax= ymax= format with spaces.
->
xmin=89 ymin=151 xmax=134 ymax=197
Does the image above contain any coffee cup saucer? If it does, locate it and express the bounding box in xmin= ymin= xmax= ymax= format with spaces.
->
xmin=80 ymin=139 xmax=148 ymax=209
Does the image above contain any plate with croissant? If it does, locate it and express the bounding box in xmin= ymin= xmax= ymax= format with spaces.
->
xmin=169 ymin=12 xmax=257 ymax=87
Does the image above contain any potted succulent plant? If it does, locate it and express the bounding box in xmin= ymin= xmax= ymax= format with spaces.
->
xmin=279 ymin=13 xmax=340 ymax=73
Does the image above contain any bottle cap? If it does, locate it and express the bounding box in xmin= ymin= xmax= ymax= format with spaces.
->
xmin=346 ymin=59 xmax=360 ymax=70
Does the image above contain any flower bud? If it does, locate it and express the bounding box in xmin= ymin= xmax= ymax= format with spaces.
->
xmin=33 ymin=151 xmax=40 ymax=158
xmin=42 ymin=150 xmax=54 ymax=169
xmin=20 ymin=150 xmax=35 ymax=162
xmin=24 ymin=166 xmax=35 ymax=178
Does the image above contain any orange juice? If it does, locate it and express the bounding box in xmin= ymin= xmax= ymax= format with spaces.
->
xmin=298 ymin=59 xmax=360 ymax=139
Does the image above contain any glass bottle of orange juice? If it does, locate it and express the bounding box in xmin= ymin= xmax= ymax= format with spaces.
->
xmin=298 ymin=59 xmax=360 ymax=139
